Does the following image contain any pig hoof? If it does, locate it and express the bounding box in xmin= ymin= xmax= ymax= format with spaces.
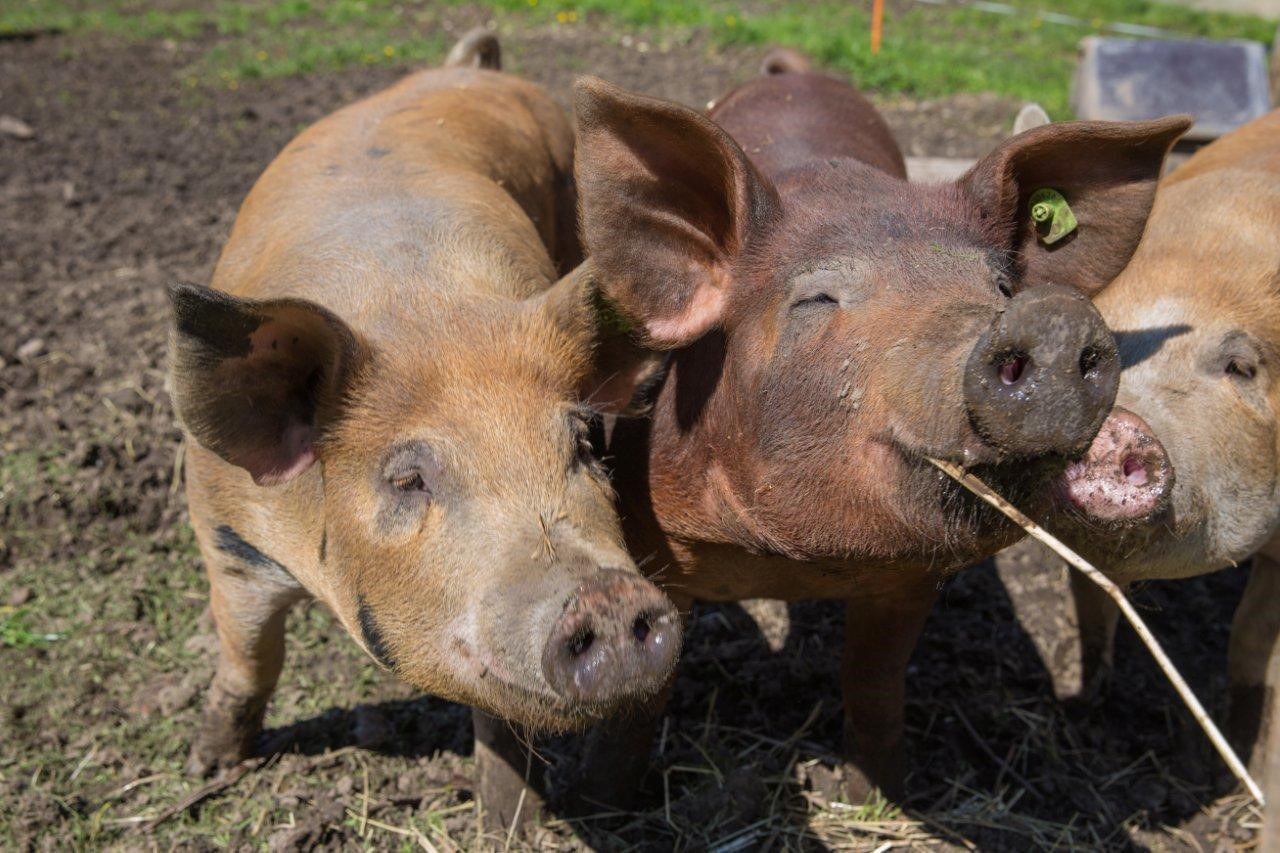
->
xmin=186 ymin=736 xmax=250 ymax=777
xmin=186 ymin=688 xmax=268 ymax=776
xmin=838 ymin=748 xmax=905 ymax=804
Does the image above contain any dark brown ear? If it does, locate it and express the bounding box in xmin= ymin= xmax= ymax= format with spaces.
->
xmin=573 ymin=76 xmax=780 ymax=349
xmin=537 ymin=261 xmax=667 ymax=415
xmin=961 ymin=115 xmax=1191 ymax=296
xmin=168 ymin=283 xmax=364 ymax=486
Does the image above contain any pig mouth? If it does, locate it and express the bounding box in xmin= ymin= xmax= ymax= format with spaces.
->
xmin=885 ymin=408 xmax=1172 ymax=536
xmin=881 ymin=436 xmax=1047 ymax=551
xmin=454 ymin=639 xmax=615 ymax=730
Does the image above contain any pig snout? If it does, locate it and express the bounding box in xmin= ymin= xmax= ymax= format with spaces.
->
xmin=964 ymin=285 xmax=1120 ymax=460
xmin=541 ymin=570 xmax=681 ymax=705
xmin=1061 ymin=406 xmax=1174 ymax=524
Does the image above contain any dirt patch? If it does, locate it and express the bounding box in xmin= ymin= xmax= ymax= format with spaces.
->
xmin=0 ymin=14 xmax=1251 ymax=852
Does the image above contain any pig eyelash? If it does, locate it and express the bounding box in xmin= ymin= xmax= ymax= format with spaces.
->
xmin=791 ymin=292 xmax=838 ymax=309
xmin=391 ymin=471 xmax=428 ymax=492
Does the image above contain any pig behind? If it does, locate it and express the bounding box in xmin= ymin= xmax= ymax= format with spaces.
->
xmin=169 ymin=31 xmax=679 ymax=828
xmin=1010 ymin=109 xmax=1280 ymax=795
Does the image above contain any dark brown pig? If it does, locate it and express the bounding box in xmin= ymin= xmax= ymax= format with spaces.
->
xmin=169 ymin=31 xmax=679 ymax=828
xmin=1006 ymin=109 xmax=1280 ymax=793
xmin=569 ymin=54 xmax=1187 ymax=804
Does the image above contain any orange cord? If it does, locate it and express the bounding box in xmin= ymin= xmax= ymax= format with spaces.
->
xmin=871 ymin=0 xmax=884 ymax=54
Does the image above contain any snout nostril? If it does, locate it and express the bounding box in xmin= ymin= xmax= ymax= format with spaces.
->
xmin=1122 ymin=454 xmax=1148 ymax=486
xmin=1080 ymin=346 xmax=1103 ymax=380
xmin=998 ymin=354 xmax=1028 ymax=386
xmin=567 ymin=627 xmax=595 ymax=658
xmin=632 ymin=616 xmax=651 ymax=644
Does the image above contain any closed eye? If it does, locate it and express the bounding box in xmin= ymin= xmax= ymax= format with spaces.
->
xmin=792 ymin=292 xmax=838 ymax=309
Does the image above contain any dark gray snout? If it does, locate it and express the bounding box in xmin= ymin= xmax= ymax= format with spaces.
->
xmin=541 ymin=570 xmax=681 ymax=706
xmin=964 ymin=284 xmax=1119 ymax=460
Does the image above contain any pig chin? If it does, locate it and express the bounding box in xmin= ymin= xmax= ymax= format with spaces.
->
xmin=874 ymin=437 xmax=1046 ymax=564
xmin=438 ymin=630 xmax=599 ymax=732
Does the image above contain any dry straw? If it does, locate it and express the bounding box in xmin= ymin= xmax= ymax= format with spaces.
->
xmin=928 ymin=457 xmax=1265 ymax=805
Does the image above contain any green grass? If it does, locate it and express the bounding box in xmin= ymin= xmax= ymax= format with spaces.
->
xmin=0 ymin=608 xmax=63 ymax=649
xmin=1 ymin=0 xmax=1272 ymax=112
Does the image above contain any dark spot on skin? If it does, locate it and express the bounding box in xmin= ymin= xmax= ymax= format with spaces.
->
xmin=357 ymin=595 xmax=396 ymax=670
xmin=318 ymin=529 xmax=327 ymax=563
xmin=366 ymin=146 xmax=391 ymax=159
xmin=214 ymin=525 xmax=297 ymax=586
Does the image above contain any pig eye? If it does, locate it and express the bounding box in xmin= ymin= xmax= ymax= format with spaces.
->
xmin=1226 ymin=357 xmax=1257 ymax=381
xmin=792 ymin=292 xmax=838 ymax=310
xmin=381 ymin=443 xmax=440 ymax=498
xmin=390 ymin=471 xmax=427 ymax=493
xmin=568 ymin=408 xmax=604 ymax=474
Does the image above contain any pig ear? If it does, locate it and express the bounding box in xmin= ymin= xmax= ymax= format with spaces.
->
xmin=167 ymin=283 xmax=364 ymax=486
xmin=573 ymin=76 xmax=780 ymax=349
xmin=960 ymin=115 xmax=1191 ymax=296
xmin=538 ymin=261 xmax=668 ymax=415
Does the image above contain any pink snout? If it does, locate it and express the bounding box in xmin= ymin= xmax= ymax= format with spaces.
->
xmin=542 ymin=570 xmax=681 ymax=706
xmin=1061 ymin=407 xmax=1174 ymax=523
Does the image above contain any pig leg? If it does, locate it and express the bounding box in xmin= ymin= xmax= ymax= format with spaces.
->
xmin=188 ymin=564 xmax=305 ymax=776
xmin=1228 ymin=555 xmax=1280 ymax=775
xmin=1260 ymin=618 xmax=1280 ymax=851
xmin=997 ymin=541 xmax=1120 ymax=702
xmin=473 ymin=709 xmax=547 ymax=831
xmin=565 ymin=590 xmax=693 ymax=813
xmin=840 ymin=581 xmax=938 ymax=803
xmin=1064 ymin=567 xmax=1120 ymax=702
xmin=569 ymin=681 xmax=675 ymax=812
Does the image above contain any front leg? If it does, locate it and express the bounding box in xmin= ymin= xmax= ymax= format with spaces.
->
xmin=188 ymin=561 xmax=305 ymax=776
xmin=1228 ymin=553 xmax=1280 ymax=776
xmin=996 ymin=540 xmax=1119 ymax=703
xmin=472 ymin=709 xmax=547 ymax=832
xmin=840 ymin=580 xmax=938 ymax=803
xmin=564 ymin=590 xmax=691 ymax=815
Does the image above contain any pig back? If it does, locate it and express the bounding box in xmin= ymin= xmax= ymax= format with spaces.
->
xmin=210 ymin=67 xmax=576 ymax=318
xmin=710 ymin=72 xmax=906 ymax=181
xmin=1162 ymin=109 xmax=1280 ymax=189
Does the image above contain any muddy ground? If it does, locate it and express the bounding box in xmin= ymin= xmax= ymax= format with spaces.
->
xmin=0 ymin=8 xmax=1259 ymax=851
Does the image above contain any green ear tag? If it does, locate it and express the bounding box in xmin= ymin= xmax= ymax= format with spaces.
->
xmin=591 ymin=286 xmax=633 ymax=336
xmin=1029 ymin=188 xmax=1077 ymax=245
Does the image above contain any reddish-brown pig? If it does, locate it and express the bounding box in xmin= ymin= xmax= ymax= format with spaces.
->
xmin=568 ymin=54 xmax=1186 ymax=804
xmin=168 ymin=31 xmax=679 ymax=828
xmin=1012 ymin=109 xmax=1280 ymax=799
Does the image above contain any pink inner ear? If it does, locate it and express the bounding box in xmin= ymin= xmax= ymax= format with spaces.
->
xmin=645 ymin=284 xmax=725 ymax=347
xmin=247 ymin=421 xmax=317 ymax=487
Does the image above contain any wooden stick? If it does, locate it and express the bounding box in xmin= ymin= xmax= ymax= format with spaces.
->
xmin=927 ymin=456 xmax=1265 ymax=805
